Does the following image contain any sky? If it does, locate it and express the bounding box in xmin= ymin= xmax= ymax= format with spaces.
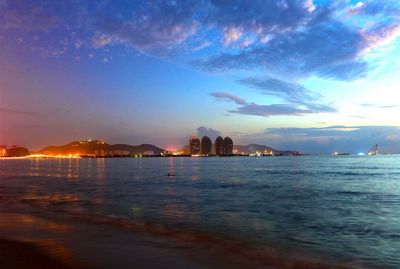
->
xmin=0 ymin=0 xmax=400 ymax=153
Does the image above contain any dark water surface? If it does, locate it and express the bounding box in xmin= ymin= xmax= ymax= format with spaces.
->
xmin=1 ymin=156 xmax=399 ymax=268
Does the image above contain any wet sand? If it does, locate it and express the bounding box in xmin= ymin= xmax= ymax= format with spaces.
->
xmin=0 ymin=211 xmax=272 ymax=269
xmin=0 ymin=238 xmax=77 ymax=269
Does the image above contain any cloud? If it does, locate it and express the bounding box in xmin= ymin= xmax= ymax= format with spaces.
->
xmin=192 ymin=1 xmax=397 ymax=81
xmin=304 ymin=0 xmax=316 ymax=13
xmin=2 ymin=0 xmax=399 ymax=80
xmin=351 ymin=0 xmax=400 ymax=16
xmin=223 ymin=27 xmax=243 ymax=45
xmin=229 ymin=102 xmax=336 ymax=117
xmin=199 ymin=20 xmax=371 ymax=80
xmin=210 ymin=91 xmax=336 ymax=117
xmin=316 ymin=61 xmax=369 ymax=81
xmin=211 ymin=76 xmax=337 ymax=117
xmin=210 ymin=92 xmax=247 ymax=105
xmin=386 ymin=134 xmax=400 ymax=142
xmin=92 ymin=33 xmax=114 ymax=48
xmin=265 ymin=126 xmax=362 ymax=137
xmin=239 ymin=125 xmax=400 ymax=153
xmin=350 ymin=115 xmax=370 ymax=119
xmin=229 ymin=103 xmax=314 ymax=117
xmin=196 ymin=127 xmax=221 ymax=139
xmin=192 ymin=40 xmax=211 ymax=51
xmin=361 ymin=104 xmax=400 ymax=109
xmin=73 ymin=1 xmax=400 ymax=80
xmin=302 ymin=103 xmax=337 ymax=113
xmin=239 ymin=77 xmax=319 ymax=103
xmin=205 ymin=0 xmax=320 ymax=40
xmin=362 ymin=23 xmax=400 ymax=52
xmin=91 ymin=0 xmax=199 ymax=53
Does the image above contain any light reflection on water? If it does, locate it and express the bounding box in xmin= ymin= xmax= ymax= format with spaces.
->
xmin=28 ymin=158 xmax=83 ymax=179
xmin=1 ymin=156 xmax=400 ymax=268
xmin=96 ymin=158 xmax=105 ymax=180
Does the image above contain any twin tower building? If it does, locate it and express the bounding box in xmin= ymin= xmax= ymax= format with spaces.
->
xmin=189 ymin=135 xmax=233 ymax=156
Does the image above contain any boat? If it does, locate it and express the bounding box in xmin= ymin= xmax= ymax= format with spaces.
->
xmin=332 ymin=152 xmax=349 ymax=156
xmin=368 ymin=144 xmax=378 ymax=156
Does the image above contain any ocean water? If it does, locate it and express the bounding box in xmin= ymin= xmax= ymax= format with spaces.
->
xmin=1 ymin=156 xmax=399 ymax=268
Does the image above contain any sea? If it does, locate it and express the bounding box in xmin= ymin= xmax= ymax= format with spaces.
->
xmin=0 ymin=156 xmax=399 ymax=268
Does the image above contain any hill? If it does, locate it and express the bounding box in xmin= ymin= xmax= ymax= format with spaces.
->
xmin=38 ymin=140 xmax=164 ymax=156
xmin=109 ymin=144 xmax=164 ymax=154
xmin=234 ymin=144 xmax=278 ymax=154
xmin=6 ymin=146 xmax=30 ymax=157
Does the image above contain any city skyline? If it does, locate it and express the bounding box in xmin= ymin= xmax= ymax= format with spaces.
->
xmin=190 ymin=134 xmax=234 ymax=155
xmin=1 ymin=0 xmax=400 ymax=154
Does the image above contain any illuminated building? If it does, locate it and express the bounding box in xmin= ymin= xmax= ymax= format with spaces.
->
xmin=201 ymin=136 xmax=212 ymax=155
xmin=94 ymin=150 xmax=106 ymax=157
xmin=0 ymin=145 xmax=6 ymax=157
xmin=215 ymin=136 xmax=224 ymax=156
xmin=223 ymin=137 xmax=233 ymax=155
xmin=189 ymin=135 xmax=200 ymax=155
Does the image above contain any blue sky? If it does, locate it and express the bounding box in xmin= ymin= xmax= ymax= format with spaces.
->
xmin=0 ymin=0 xmax=399 ymax=153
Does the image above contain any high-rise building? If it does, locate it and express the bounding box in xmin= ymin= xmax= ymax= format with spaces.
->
xmin=0 ymin=145 xmax=6 ymax=157
xmin=215 ymin=136 xmax=224 ymax=156
xmin=189 ymin=135 xmax=200 ymax=155
xmin=223 ymin=137 xmax=233 ymax=155
xmin=201 ymin=136 xmax=212 ymax=155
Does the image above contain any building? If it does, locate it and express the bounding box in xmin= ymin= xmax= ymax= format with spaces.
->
xmin=94 ymin=149 xmax=106 ymax=157
xmin=223 ymin=137 xmax=233 ymax=155
xmin=215 ymin=136 xmax=224 ymax=156
xmin=201 ymin=136 xmax=212 ymax=155
xmin=189 ymin=135 xmax=200 ymax=155
xmin=0 ymin=145 xmax=6 ymax=157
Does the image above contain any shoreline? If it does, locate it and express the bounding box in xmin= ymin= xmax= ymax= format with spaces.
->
xmin=0 ymin=154 xmax=301 ymax=159
xmin=1 ymin=154 xmax=396 ymax=160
